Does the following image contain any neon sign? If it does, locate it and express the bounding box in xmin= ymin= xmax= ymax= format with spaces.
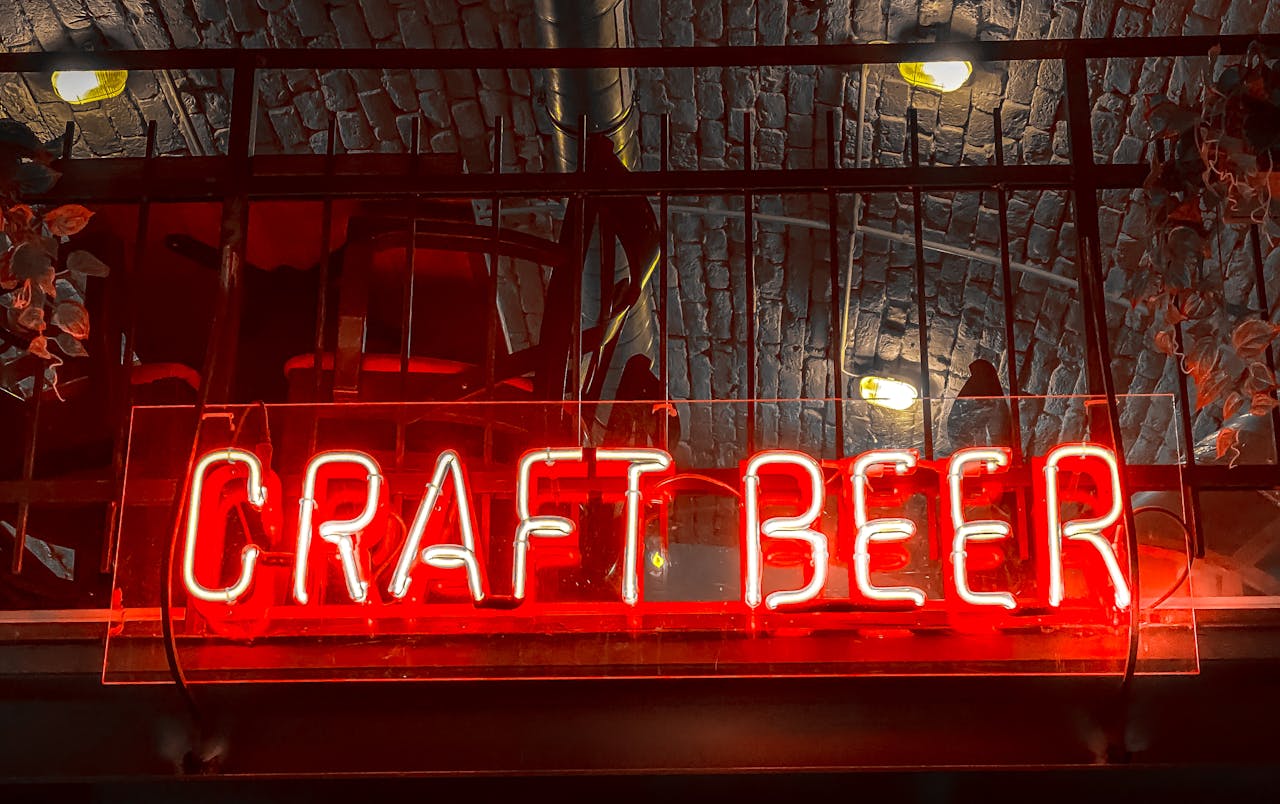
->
xmin=178 ymin=441 xmax=1130 ymax=616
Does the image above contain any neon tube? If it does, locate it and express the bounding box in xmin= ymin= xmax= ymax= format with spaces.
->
xmin=946 ymin=448 xmax=1016 ymax=610
xmin=293 ymin=451 xmax=383 ymax=605
xmin=1044 ymin=443 xmax=1131 ymax=609
xmin=742 ymin=450 xmax=829 ymax=610
xmin=850 ymin=450 xmax=926 ymax=606
xmin=388 ymin=450 xmax=485 ymax=603
xmin=511 ymin=448 xmax=583 ymax=601
xmin=595 ymin=448 xmax=673 ymax=606
xmin=181 ymin=448 xmax=267 ymax=604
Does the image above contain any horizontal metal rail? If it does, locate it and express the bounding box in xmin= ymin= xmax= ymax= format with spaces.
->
xmin=28 ymin=158 xmax=1149 ymax=203
xmin=0 ymin=35 xmax=1275 ymax=72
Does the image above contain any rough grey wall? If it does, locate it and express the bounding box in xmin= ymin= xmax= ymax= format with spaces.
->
xmin=1 ymin=0 xmax=1277 ymax=465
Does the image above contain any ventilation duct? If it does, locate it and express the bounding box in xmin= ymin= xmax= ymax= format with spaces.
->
xmin=534 ymin=0 xmax=640 ymax=171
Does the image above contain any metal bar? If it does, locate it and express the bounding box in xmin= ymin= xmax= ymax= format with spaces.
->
xmin=9 ymin=372 xmax=44 ymax=574
xmin=1248 ymin=224 xmax=1280 ymax=464
xmin=909 ymin=110 xmax=934 ymax=460
xmin=992 ymin=108 xmax=1024 ymax=466
xmin=312 ymin=116 xmax=339 ymax=402
xmin=1063 ymin=61 xmax=1108 ymax=400
xmin=574 ymin=114 xmax=588 ymax=423
xmin=485 ymin=118 xmax=504 ymax=414
xmin=103 ymin=120 xmax=156 ymax=574
xmin=31 ymin=160 xmax=1150 ymax=204
xmin=826 ymin=109 xmax=845 ymax=459
xmin=658 ymin=114 xmax=670 ymax=451
xmin=743 ymin=109 xmax=756 ymax=454
xmin=203 ymin=55 xmax=258 ymax=402
xmin=399 ymin=116 xmax=422 ymax=397
xmin=1063 ymin=56 xmax=1143 ymax=704
xmin=4 ymin=36 xmax=1276 ymax=72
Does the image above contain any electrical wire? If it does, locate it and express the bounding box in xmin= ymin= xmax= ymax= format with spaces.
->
xmin=1132 ymin=505 xmax=1194 ymax=610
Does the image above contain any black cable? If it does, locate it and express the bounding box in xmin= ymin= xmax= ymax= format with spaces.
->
xmin=1131 ymin=505 xmax=1194 ymax=610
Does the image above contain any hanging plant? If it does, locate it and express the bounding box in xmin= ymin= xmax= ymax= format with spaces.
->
xmin=0 ymin=119 xmax=107 ymax=399
xmin=1138 ymin=42 xmax=1280 ymax=461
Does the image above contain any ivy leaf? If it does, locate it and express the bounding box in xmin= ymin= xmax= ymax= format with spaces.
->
xmin=1251 ymin=392 xmax=1279 ymax=416
xmin=1232 ymin=318 xmax=1280 ymax=358
xmin=1145 ymin=96 xmax=1199 ymax=137
xmin=11 ymin=241 xmax=51 ymax=279
xmin=14 ymin=162 xmax=60 ymax=195
xmin=1196 ymin=368 xmax=1232 ymax=412
xmin=50 ymin=300 xmax=88 ymax=339
xmin=1244 ymin=361 xmax=1277 ymax=395
xmin=54 ymin=331 xmax=86 ymax=357
xmin=1224 ymin=390 xmax=1247 ymax=420
xmin=16 ymin=304 xmax=45 ymax=332
xmin=43 ymin=205 xmax=93 ymax=237
xmin=26 ymin=334 xmax=52 ymax=360
xmin=1216 ymin=426 xmax=1240 ymax=461
xmin=1179 ymin=289 xmax=1217 ymax=321
xmin=0 ymin=120 xmax=44 ymax=157
xmin=1184 ymin=337 xmax=1222 ymax=386
xmin=33 ymin=266 xmax=54 ymax=298
xmin=65 ymin=250 xmax=109 ymax=277
xmin=1154 ymin=329 xmax=1180 ymax=357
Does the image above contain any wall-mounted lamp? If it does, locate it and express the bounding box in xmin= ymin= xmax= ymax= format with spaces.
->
xmin=859 ymin=376 xmax=919 ymax=411
xmin=52 ymin=69 xmax=128 ymax=105
xmin=897 ymin=60 xmax=973 ymax=93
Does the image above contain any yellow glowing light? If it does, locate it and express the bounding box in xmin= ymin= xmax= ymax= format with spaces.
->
xmin=859 ymin=376 xmax=919 ymax=411
xmin=51 ymin=70 xmax=128 ymax=105
xmin=651 ymin=552 xmax=665 ymax=570
xmin=897 ymin=60 xmax=973 ymax=93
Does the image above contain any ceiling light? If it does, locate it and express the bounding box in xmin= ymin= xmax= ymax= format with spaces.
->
xmin=897 ymin=60 xmax=972 ymax=93
xmin=52 ymin=70 xmax=128 ymax=105
xmin=859 ymin=376 xmax=919 ymax=411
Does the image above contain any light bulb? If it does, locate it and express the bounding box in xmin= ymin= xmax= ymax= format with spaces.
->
xmin=859 ymin=376 xmax=919 ymax=411
xmin=898 ymin=61 xmax=973 ymax=93
xmin=52 ymin=70 xmax=128 ymax=105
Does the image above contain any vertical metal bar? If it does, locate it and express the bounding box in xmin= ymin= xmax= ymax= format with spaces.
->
xmin=1064 ymin=56 xmax=1141 ymax=693
xmin=992 ymin=107 xmax=1024 ymax=466
xmin=1248 ymin=224 xmax=1280 ymax=464
xmin=103 ymin=120 xmax=156 ymax=574
xmin=744 ymin=109 xmax=756 ymax=453
xmin=399 ymin=116 xmax=421 ymax=395
xmin=992 ymin=107 xmax=1033 ymax=558
xmin=1172 ymin=323 xmax=1206 ymax=558
xmin=312 ymin=116 xmax=339 ymax=402
xmin=9 ymin=117 xmax=59 ymax=573
xmin=10 ymin=373 xmax=43 ymax=574
xmin=658 ymin=114 xmax=670 ymax=451
xmin=1062 ymin=59 xmax=1109 ymax=401
xmin=484 ymin=118 xmax=504 ymax=461
xmin=395 ymin=116 xmax=422 ymax=467
xmin=574 ymin=114 xmax=588 ymax=434
xmin=204 ymin=56 xmax=258 ymax=403
xmin=908 ymin=109 xmax=934 ymax=459
xmin=483 ymin=118 xmax=504 ymax=541
xmin=1152 ymin=139 xmax=1202 ymax=558
xmin=826 ymin=109 xmax=845 ymax=459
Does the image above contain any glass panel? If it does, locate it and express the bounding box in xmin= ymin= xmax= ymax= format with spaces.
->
xmin=102 ymin=395 xmax=1193 ymax=682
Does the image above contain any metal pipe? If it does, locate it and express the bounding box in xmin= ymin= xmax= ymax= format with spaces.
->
xmin=534 ymin=0 xmax=638 ymax=171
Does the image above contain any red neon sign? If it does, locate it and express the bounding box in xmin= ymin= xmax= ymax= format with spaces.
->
xmin=106 ymin=399 xmax=1198 ymax=682
xmin=179 ymin=442 xmax=1130 ymax=615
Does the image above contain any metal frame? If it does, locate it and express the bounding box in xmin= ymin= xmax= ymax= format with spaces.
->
xmin=3 ymin=35 xmax=1280 ymax=608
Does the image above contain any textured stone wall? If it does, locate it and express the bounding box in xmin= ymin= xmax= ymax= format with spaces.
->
xmin=1 ymin=0 xmax=1278 ymax=465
